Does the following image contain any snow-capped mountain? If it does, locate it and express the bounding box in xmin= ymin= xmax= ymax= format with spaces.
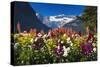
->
xmin=36 ymin=13 xmax=84 ymax=32
xmin=48 ymin=14 xmax=77 ymax=28
xmin=38 ymin=14 xmax=77 ymax=28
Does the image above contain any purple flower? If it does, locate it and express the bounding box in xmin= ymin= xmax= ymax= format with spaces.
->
xmin=55 ymin=43 xmax=64 ymax=56
xmin=80 ymin=43 xmax=93 ymax=55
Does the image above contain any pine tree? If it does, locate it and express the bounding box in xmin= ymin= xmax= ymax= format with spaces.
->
xmin=81 ymin=6 xmax=97 ymax=32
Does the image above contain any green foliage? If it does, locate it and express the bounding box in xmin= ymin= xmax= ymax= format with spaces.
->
xmin=67 ymin=46 xmax=82 ymax=62
xmin=46 ymin=38 xmax=56 ymax=54
xmin=14 ymin=44 xmax=33 ymax=65
xmin=81 ymin=6 xmax=97 ymax=31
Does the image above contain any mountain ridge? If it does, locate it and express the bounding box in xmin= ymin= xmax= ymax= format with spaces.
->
xmin=36 ymin=13 xmax=84 ymax=32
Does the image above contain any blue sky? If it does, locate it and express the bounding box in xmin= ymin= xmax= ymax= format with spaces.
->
xmin=30 ymin=2 xmax=85 ymax=16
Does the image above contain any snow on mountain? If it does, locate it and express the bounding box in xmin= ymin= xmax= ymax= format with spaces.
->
xmin=49 ymin=15 xmax=77 ymax=28
xmin=36 ymin=13 xmax=78 ymax=28
xmin=49 ymin=14 xmax=76 ymax=22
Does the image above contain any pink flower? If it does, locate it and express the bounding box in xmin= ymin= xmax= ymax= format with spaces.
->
xmin=17 ymin=22 xmax=21 ymax=33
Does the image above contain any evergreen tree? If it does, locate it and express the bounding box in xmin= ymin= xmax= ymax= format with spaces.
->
xmin=81 ymin=6 xmax=97 ymax=32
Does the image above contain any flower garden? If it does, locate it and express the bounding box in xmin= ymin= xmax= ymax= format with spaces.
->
xmin=12 ymin=27 xmax=97 ymax=65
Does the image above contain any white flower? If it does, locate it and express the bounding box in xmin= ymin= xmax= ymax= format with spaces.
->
xmin=67 ymin=37 xmax=70 ymax=41
xmin=43 ymin=34 xmax=47 ymax=38
xmin=93 ymin=48 xmax=96 ymax=52
xmin=88 ymin=40 xmax=93 ymax=43
xmin=67 ymin=38 xmax=72 ymax=44
xmin=37 ymin=33 xmax=42 ymax=37
xmin=69 ymin=41 xmax=72 ymax=43
xmin=63 ymin=46 xmax=70 ymax=57
xmin=61 ymin=41 xmax=64 ymax=44
xmin=94 ymin=35 xmax=96 ymax=38
xmin=63 ymin=46 xmax=66 ymax=50
xmin=14 ymin=43 xmax=19 ymax=49
xmin=23 ymin=31 xmax=27 ymax=33
xmin=63 ymin=34 xmax=66 ymax=37
xmin=21 ymin=61 xmax=24 ymax=64
xmin=70 ymin=42 xmax=73 ymax=46
xmin=28 ymin=45 xmax=32 ymax=48
xmin=66 ymin=47 xmax=70 ymax=51
xmin=34 ymin=37 xmax=38 ymax=42
xmin=58 ymin=39 xmax=60 ymax=43
xmin=75 ymin=34 xmax=78 ymax=37
xmin=21 ymin=31 xmax=29 ymax=36
xmin=14 ymin=34 xmax=19 ymax=38
xmin=92 ymin=43 xmax=96 ymax=47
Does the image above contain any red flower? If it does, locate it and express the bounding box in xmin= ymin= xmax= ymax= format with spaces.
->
xmin=87 ymin=33 xmax=94 ymax=42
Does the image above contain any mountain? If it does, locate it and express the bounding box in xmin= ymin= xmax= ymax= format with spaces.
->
xmin=48 ymin=15 xmax=77 ymax=28
xmin=12 ymin=1 xmax=50 ymax=33
xmin=37 ymin=14 xmax=84 ymax=32
xmin=39 ymin=14 xmax=77 ymax=28
xmin=63 ymin=18 xmax=84 ymax=33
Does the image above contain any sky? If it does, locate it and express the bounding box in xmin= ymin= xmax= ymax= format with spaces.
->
xmin=30 ymin=2 xmax=85 ymax=16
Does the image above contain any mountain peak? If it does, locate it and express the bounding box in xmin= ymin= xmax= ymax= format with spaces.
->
xmin=41 ymin=14 xmax=77 ymax=28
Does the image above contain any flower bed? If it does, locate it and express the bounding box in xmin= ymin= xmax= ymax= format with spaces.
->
xmin=12 ymin=28 xmax=97 ymax=65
